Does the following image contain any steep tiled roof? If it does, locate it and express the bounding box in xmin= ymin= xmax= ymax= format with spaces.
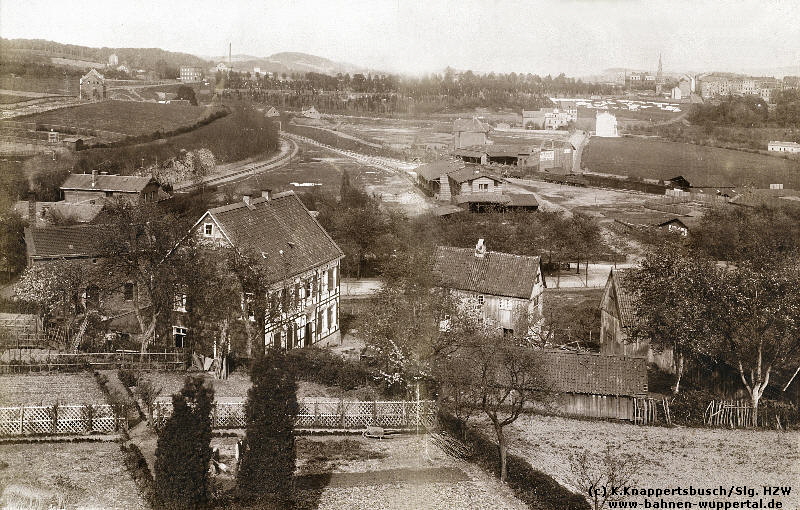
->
xmin=24 ymin=225 xmax=108 ymax=259
xmin=454 ymin=193 xmax=511 ymax=205
xmin=206 ymin=192 xmax=343 ymax=282
xmin=453 ymin=117 xmax=491 ymax=133
xmin=507 ymin=193 xmax=539 ymax=207
xmin=432 ymin=246 xmax=541 ymax=299
xmin=415 ymin=160 xmax=463 ymax=182
xmin=61 ymin=174 xmax=155 ymax=193
xmin=612 ymin=269 xmax=637 ymax=327
xmin=446 ymin=167 xmax=503 ymax=184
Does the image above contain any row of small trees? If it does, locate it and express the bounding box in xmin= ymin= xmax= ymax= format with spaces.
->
xmin=154 ymin=350 xmax=297 ymax=509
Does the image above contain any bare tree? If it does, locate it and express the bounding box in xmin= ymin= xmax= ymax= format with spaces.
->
xmin=439 ymin=312 xmax=552 ymax=482
xmin=569 ymin=445 xmax=643 ymax=510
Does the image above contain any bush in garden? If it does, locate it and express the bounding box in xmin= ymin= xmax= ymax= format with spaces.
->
xmin=118 ymin=368 xmax=138 ymax=388
xmin=154 ymin=376 xmax=214 ymax=509
xmin=237 ymin=349 xmax=298 ymax=505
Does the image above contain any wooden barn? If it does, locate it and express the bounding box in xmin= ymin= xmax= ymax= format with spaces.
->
xmin=599 ymin=268 xmax=674 ymax=372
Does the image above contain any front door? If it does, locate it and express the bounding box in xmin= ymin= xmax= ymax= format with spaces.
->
xmin=304 ymin=322 xmax=312 ymax=347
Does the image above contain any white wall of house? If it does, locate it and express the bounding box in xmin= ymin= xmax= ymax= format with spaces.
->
xmin=462 ymin=177 xmax=502 ymax=194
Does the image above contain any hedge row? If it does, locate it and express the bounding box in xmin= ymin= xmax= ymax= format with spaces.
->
xmin=283 ymin=348 xmax=372 ymax=391
xmin=438 ymin=411 xmax=589 ymax=510
xmin=120 ymin=442 xmax=157 ymax=508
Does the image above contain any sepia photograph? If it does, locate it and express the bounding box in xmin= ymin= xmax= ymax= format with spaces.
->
xmin=0 ymin=0 xmax=798 ymax=508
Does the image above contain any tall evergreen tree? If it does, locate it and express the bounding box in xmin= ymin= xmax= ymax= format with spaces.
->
xmin=154 ymin=376 xmax=214 ymax=509
xmin=237 ymin=349 xmax=299 ymax=504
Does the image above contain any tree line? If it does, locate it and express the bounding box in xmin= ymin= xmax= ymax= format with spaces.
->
xmin=629 ymin=206 xmax=800 ymax=425
xmin=688 ymin=89 xmax=800 ymax=128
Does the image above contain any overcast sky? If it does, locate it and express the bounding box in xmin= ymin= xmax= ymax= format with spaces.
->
xmin=2 ymin=0 xmax=798 ymax=77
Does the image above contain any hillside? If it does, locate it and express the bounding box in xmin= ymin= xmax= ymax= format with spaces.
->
xmin=208 ymin=51 xmax=374 ymax=76
xmin=0 ymin=38 xmax=210 ymax=71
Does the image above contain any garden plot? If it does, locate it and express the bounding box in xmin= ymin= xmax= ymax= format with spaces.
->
xmin=485 ymin=414 xmax=800 ymax=509
xmin=0 ymin=442 xmax=146 ymax=509
xmin=137 ymin=370 xmax=252 ymax=402
xmin=0 ymin=372 xmax=106 ymax=406
xmin=201 ymin=434 xmax=528 ymax=510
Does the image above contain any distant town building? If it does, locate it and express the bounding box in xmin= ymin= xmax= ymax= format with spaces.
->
xmin=60 ymin=171 xmax=162 ymax=203
xmin=301 ymin=106 xmax=321 ymax=119
xmin=214 ymin=62 xmax=229 ymax=72
xmin=179 ymin=66 xmax=203 ymax=83
xmin=453 ymin=117 xmax=491 ymax=149
xmin=670 ymin=86 xmax=683 ymax=100
xmin=595 ymin=111 xmax=619 ymax=137
xmin=522 ymin=107 xmax=575 ymax=130
xmin=264 ymin=106 xmax=280 ymax=117
xmin=79 ymin=69 xmax=106 ymax=101
xmin=108 ymin=54 xmax=118 ymax=66
xmin=768 ymin=141 xmax=800 ymax=153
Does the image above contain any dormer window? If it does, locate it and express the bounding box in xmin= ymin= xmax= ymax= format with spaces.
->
xmin=203 ymin=223 xmax=213 ymax=237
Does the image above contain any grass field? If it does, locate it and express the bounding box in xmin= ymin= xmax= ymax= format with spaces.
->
xmin=486 ymin=413 xmax=800 ymax=509
xmin=0 ymin=442 xmax=146 ymax=509
xmin=0 ymin=75 xmax=80 ymax=95
xmin=582 ymin=137 xmax=800 ymax=189
xmin=17 ymin=100 xmax=216 ymax=136
xmin=0 ymin=93 xmax=37 ymax=104
xmin=0 ymin=373 xmax=106 ymax=405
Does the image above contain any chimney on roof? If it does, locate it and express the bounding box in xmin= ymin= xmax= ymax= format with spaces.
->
xmin=475 ymin=239 xmax=486 ymax=258
xmin=261 ymin=189 xmax=272 ymax=200
xmin=242 ymin=194 xmax=251 ymax=206
xmin=91 ymin=169 xmax=97 ymax=187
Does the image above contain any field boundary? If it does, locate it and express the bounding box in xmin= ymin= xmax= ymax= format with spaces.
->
xmin=0 ymin=403 xmax=126 ymax=437
xmin=152 ymin=399 xmax=437 ymax=430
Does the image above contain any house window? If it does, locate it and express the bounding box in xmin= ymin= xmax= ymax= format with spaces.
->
xmin=173 ymin=326 xmax=187 ymax=348
xmin=327 ymin=306 xmax=334 ymax=331
xmin=123 ymin=282 xmax=134 ymax=301
xmin=477 ymin=295 xmax=485 ymax=305
xmin=203 ymin=223 xmax=214 ymax=237
xmin=174 ymin=293 xmax=187 ymax=312
xmin=499 ymin=298 xmax=512 ymax=311
xmin=478 ymin=183 xmax=489 ymax=191
xmin=327 ymin=268 xmax=334 ymax=292
xmin=306 ymin=279 xmax=313 ymax=300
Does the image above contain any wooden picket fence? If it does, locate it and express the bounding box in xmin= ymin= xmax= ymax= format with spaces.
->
xmin=0 ymin=404 xmax=126 ymax=437
xmin=152 ymin=399 xmax=437 ymax=430
xmin=704 ymin=400 xmax=754 ymax=428
xmin=0 ymin=351 xmax=185 ymax=373
xmin=632 ymin=396 xmax=671 ymax=425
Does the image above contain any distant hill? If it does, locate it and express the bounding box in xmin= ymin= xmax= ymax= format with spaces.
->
xmin=0 ymin=38 xmax=210 ymax=71
xmin=208 ymin=51 xmax=375 ymax=76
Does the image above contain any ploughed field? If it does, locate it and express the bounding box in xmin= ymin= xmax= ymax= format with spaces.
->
xmin=582 ymin=137 xmax=800 ymax=189
xmin=0 ymin=373 xmax=106 ymax=406
xmin=16 ymin=99 xmax=218 ymax=137
xmin=483 ymin=413 xmax=800 ymax=509
xmin=0 ymin=442 xmax=146 ymax=509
